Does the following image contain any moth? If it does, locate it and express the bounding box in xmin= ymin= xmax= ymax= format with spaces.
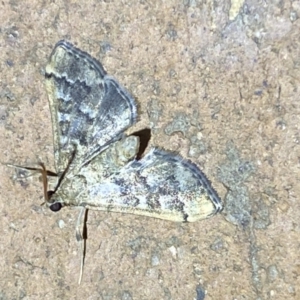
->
xmin=12 ymin=40 xmax=223 ymax=283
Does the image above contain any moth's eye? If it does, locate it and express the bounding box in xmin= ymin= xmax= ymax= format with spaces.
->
xmin=49 ymin=202 xmax=62 ymax=212
xmin=47 ymin=190 xmax=55 ymax=200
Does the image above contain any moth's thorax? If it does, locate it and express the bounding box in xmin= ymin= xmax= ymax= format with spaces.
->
xmin=51 ymin=175 xmax=88 ymax=207
xmin=52 ymin=136 xmax=140 ymax=206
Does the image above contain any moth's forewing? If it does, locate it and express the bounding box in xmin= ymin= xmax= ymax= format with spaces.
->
xmin=55 ymin=148 xmax=222 ymax=222
xmin=45 ymin=41 xmax=137 ymax=174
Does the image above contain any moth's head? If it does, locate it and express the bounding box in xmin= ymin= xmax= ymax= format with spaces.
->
xmin=46 ymin=190 xmax=64 ymax=212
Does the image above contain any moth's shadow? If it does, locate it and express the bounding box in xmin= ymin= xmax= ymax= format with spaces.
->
xmin=130 ymin=128 xmax=151 ymax=160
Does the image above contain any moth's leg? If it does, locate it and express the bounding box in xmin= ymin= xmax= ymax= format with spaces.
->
xmin=75 ymin=207 xmax=88 ymax=284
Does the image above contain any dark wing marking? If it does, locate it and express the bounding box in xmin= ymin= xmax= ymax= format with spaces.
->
xmin=45 ymin=40 xmax=137 ymax=173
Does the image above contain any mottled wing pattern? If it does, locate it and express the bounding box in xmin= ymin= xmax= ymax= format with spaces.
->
xmin=45 ymin=40 xmax=137 ymax=173
xmin=85 ymin=149 xmax=222 ymax=222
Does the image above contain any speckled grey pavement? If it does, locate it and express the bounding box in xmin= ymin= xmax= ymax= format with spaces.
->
xmin=1 ymin=1 xmax=299 ymax=299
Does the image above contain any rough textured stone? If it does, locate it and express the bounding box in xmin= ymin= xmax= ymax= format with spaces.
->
xmin=1 ymin=1 xmax=299 ymax=299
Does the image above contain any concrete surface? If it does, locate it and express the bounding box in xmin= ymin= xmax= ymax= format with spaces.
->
xmin=1 ymin=0 xmax=299 ymax=299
